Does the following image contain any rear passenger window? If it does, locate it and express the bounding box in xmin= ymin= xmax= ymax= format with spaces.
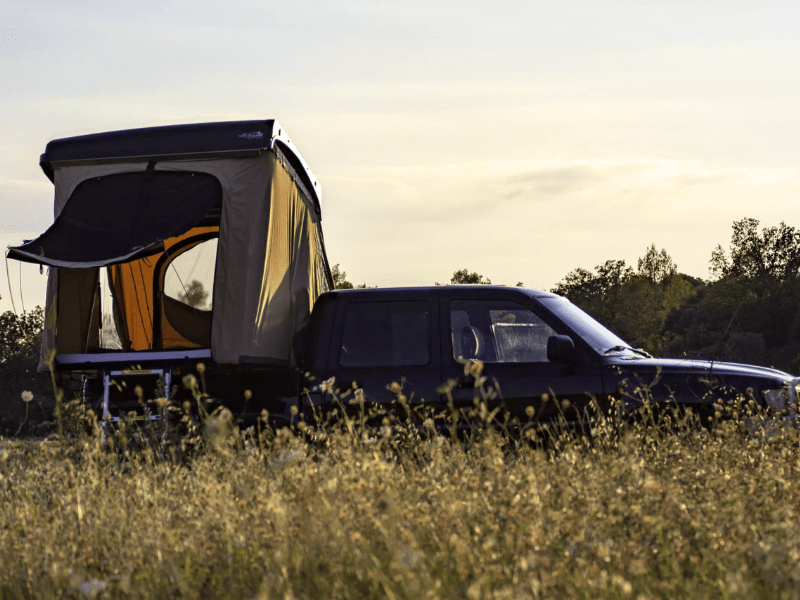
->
xmin=340 ymin=302 xmax=430 ymax=367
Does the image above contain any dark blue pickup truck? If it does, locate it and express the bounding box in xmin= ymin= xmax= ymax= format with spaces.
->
xmin=297 ymin=285 xmax=798 ymax=425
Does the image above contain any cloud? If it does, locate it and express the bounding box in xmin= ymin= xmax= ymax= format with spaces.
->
xmin=503 ymin=165 xmax=603 ymax=197
xmin=326 ymin=158 xmax=797 ymax=216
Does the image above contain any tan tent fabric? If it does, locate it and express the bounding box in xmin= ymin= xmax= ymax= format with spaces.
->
xmin=248 ymin=154 xmax=319 ymax=364
xmin=211 ymin=150 xmax=327 ymax=365
xmin=36 ymin=163 xmax=90 ymax=370
xmin=212 ymin=152 xmax=303 ymax=364
xmin=55 ymin=268 xmax=101 ymax=354
xmin=38 ymin=148 xmax=329 ymax=369
xmin=38 ymin=162 xmax=153 ymax=368
xmin=37 ymin=270 xmax=58 ymax=372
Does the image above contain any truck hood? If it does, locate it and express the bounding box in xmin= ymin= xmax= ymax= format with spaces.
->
xmin=603 ymin=356 xmax=795 ymax=403
xmin=608 ymin=357 xmax=793 ymax=381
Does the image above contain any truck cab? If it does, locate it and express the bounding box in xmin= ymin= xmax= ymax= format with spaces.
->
xmin=301 ymin=286 xmax=608 ymax=425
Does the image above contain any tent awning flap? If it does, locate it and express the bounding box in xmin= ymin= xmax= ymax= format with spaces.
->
xmin=8 ymin=170 xmax=222 ymax=268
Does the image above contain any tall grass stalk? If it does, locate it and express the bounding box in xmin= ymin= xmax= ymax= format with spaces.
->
xmin=1 ymin=368 xmax=799 ymax=598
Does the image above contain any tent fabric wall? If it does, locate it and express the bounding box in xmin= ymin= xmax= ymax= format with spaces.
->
xmin=249 ymin=153 xmax=322 ymax=365
xmin=212 ymin=151 xmax=327 ymax=366
xmin=109 ymin=255 xmax=156 ymax=352
xmin=161 ymin=295 xmax=212 ymax=348
xmin=37 ymin=271 xmax=58 ymax=372
xmin=36 ymin=267 xmax=101 ymax=371
xmin=55 ymin=268 xmax=101 ymax=354
xmin=36 ymin=148 xmax=329 ymax=370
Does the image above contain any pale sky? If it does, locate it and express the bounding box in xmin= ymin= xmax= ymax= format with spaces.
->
xmin=1 ymin=0 xmax=798 ymax=313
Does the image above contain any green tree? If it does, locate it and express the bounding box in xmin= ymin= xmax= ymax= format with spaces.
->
xmin=331 ymin=264 xmax=363 ymax=290
xmin=710 ymin=217 xmax=800 ymax=284
xmin=637 ymin=243 xmax=677 ymax=284
xmin=553 ymin=246 xmax=697 ymax=354
xmin=0 ymin=307 xmax=44 ymax=365
xmin=449 ymin=269 xmax=491 ymax=285
xmin=330 ymin=264 xmax=371 ymax=289
xmin=614 ymin=273 xmax=696 ymax=353
xmin=0 ymin=305 xmax=51 ymax=435
xmin=551 ymin=259 xmax=633 ymax=326
xmin=330 ymin=264 xmax=354 ymax=289
xmin=669 ymin=218 xmax=800 ymax=370
xmin=177 ymin=279 xmax=210 ymax=309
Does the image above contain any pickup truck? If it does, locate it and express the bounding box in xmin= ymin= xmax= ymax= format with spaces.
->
xmin=84 ymin=285 xmax=798 ymax=428
xmin=294 ymin=285 xmax=798 ymax=426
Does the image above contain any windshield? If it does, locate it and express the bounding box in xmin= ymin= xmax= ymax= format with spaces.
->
xmin=538 ymin=296 xmax=630 ymax=355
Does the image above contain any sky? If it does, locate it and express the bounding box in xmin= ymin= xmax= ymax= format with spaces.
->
xmin=1 ymin=0 xmax=798 ymax=314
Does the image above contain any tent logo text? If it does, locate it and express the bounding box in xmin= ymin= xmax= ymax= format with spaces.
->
xmin=239 ymin=131 xmax=264 ymax=140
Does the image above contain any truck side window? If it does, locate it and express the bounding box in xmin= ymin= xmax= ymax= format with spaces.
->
xmin=340 ymin=302 xmax=430 ymax=368
xmin=451 ymin=300 xmax=556 ymax=363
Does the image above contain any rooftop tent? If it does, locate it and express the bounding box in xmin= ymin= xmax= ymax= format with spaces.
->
xmin=7 ymin=120 xmax=333 ymax=371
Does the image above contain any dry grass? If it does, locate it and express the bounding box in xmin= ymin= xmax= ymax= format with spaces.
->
xmin=1 ymin=380 xmax=800 ymax=599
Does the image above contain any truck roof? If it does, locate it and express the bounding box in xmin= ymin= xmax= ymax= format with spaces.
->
xmin=327 ymin=285 xmax=561 ymax=299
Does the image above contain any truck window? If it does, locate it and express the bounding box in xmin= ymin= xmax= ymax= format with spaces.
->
xmin=340 ymin=302 xmax=430 ymax=368
xmin=450 ymin=300 xmax=556 ymax=363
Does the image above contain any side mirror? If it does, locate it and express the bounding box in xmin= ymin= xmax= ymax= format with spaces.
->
xmin=547 ymin=334 xmax=577 ymax=363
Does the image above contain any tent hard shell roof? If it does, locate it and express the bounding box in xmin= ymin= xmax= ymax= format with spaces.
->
xmin=39 ymin=119 xmax=321 ymax=209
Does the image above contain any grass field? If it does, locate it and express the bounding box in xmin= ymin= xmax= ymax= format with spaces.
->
xmin=2 ymin=387 xmax=800 ymax=599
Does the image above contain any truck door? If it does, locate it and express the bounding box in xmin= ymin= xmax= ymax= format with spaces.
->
xmin=438 ymin=290 xmax=605 ymax=425
xmin=322 ymin=293 xmax=441 ymax=420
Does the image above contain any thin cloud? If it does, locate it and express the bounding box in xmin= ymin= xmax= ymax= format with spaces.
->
xmin=327 ymin=158 xmax=797 ymax=215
